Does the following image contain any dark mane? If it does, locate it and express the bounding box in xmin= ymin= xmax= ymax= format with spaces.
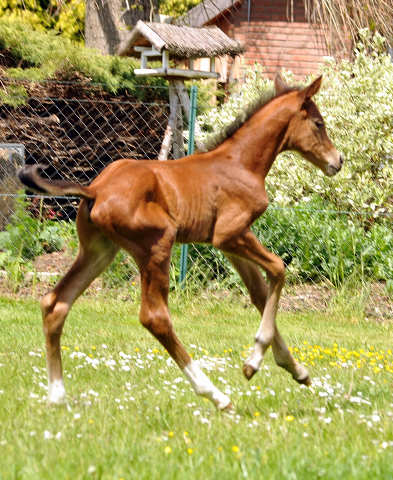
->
xmin=201 ymin=84 xmax=300 ymax=153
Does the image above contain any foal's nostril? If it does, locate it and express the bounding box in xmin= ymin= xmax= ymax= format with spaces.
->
xmin=339 ymin=155 xmax=344 ymax=165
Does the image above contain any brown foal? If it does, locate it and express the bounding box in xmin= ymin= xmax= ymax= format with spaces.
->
xmin=18 ymin=74 xmax=342 ymax=410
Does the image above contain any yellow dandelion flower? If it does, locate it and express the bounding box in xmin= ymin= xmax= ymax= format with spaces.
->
xmin=285 ymin=415 xmax=294 ymax=422
xmin=232 ymin=446 xmax=239 ymax=453
xmin=218 ymin=446 xmax=222 ymax=451
xmin=135 ymin=348 xmax=139 ymax=352
xmin=164 ymin=446 xmax=172 ymax=454
xmin=169 ymin=431 xmax=174 ymax=437
xmin=88 ymin=419 xmax=94 ymax=424
xmin=187 ymin=448 xmax=193 ymax=454
xmin=254 ymin=412 xmax=260 ymax=417
xmin=75 ymin=346 xmax=79 ymax=351
xmin=91 ymin=346 xmax=96 ymax=350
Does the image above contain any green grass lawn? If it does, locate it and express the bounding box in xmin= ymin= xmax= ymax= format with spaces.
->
xmin=0 ymin=294 xmax=392 ymax=480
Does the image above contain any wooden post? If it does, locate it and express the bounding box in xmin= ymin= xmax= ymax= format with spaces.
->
xmin=172 ymin=80 xmax=204 ymax=151
xmin=158 ymin=80 xmax=185 ymax=161
xmin=169 ymin=81 xmax=185 ymax=160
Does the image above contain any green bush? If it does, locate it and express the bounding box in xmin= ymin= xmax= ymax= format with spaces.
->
xmin=0 ymin=19 xmax=169 ymax=100
xmin=0 ymin=0 xmax=85 ymax=43
xmin=254 ymin=199 xmax=393 ymax=286
xmin=0 ymin=195 xmax=76 ymax=267
xmin=175 ymin=199 xmax=393 ymax=290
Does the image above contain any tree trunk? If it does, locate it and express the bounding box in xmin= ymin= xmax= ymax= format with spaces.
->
xmin=85 ymin=0 xmax=158 ymax=55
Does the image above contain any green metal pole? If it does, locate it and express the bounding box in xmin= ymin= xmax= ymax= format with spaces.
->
xmin=179 ymin=85 xmax=197 ymax=287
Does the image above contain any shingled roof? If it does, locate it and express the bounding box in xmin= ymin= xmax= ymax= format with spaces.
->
xmin=116 ymin=20 xmax=244 ymax=59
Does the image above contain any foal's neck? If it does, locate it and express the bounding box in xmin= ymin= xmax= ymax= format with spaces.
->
xmin=229 ymin=96 xmax=295 ymax=178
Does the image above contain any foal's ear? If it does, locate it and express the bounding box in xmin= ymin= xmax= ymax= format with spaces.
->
xmin=299 ymin=75 xmax=323 ymax=105
xmin=274 ymin=73 xmax=289 ymax=95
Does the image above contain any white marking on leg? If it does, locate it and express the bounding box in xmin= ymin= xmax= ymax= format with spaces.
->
xmin=244 ymin=342 xmax=264 ymax=372
xmin=272 ymin=331 xmax=310 ymax=382
xmin=244 ymin=327 xmax=274 ymax=374
xmin=183 ymin=361 xmax=231 ymax=410
xmin=48 ymin=378 xmax=66 ymax=404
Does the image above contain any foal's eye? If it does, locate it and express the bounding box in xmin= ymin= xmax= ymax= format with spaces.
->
xmin=315 ymin=120 xmax=324 ymax=129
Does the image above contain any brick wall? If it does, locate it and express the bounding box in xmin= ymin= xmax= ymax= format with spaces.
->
xmin=206 ymin=0 xmax=330 ymax=80
xmin=235 ymin=21 xmax=328 ymax=79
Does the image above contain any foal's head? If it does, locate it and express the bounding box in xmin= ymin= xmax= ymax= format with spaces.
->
xmin=275 ymin=74 xmax=343 ymax=177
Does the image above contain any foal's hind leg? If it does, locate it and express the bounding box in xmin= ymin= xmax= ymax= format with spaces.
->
xmin=131 ymin=229 xmax=231 ymax=410
xmin=218 ymin=229 xmax=310 ymax=385
xmin=42 ymin=201 xmax=119 ymax=404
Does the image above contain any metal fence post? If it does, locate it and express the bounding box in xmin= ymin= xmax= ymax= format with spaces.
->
xmin=179 ymin=85 xmax=197 ymax=287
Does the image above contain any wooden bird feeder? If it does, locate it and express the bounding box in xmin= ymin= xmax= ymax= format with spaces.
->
xmin=117 ymin=20 xmax=244 ymax=159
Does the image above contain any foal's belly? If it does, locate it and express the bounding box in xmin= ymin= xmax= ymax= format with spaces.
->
xmin=175 ymin=213 xmax=215 ymax=244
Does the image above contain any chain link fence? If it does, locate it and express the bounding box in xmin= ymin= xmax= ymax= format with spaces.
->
xmin=0 ymin=79 xmax=392 ymax=319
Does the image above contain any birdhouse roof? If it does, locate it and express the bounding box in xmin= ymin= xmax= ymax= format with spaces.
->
xmin=116 ymin=20 xmax=244 ymax=59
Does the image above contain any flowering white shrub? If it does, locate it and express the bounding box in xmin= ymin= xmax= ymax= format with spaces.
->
xmin=197 ymin=29 xmax=393 ymax=213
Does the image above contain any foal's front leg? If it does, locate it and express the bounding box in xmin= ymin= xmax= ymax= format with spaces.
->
xmin=132 ymin=229 xmax=232 ymax=411
xmin=225 ymin=254 xmax=310 ymax=385
xmin=218 ymin=230 xmax=310 ymax=384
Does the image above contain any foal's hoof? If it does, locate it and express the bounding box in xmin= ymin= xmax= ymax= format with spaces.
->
xmin=47 ymin=395 xmax=67 ymax=406
xmin=295 ymin=375 xmax=312 ymax=386
xmin=221 ymin=402 xmax=235 ymax=413
xmin=243 ymin=364 xmax=257 ymax=380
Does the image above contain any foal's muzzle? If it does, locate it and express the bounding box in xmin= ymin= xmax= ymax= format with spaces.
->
xmin=325 ymin=154 xmax=343 ymax=177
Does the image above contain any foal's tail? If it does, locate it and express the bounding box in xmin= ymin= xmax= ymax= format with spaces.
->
xmin=17 ymin=164 xmax=93 ymax=199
